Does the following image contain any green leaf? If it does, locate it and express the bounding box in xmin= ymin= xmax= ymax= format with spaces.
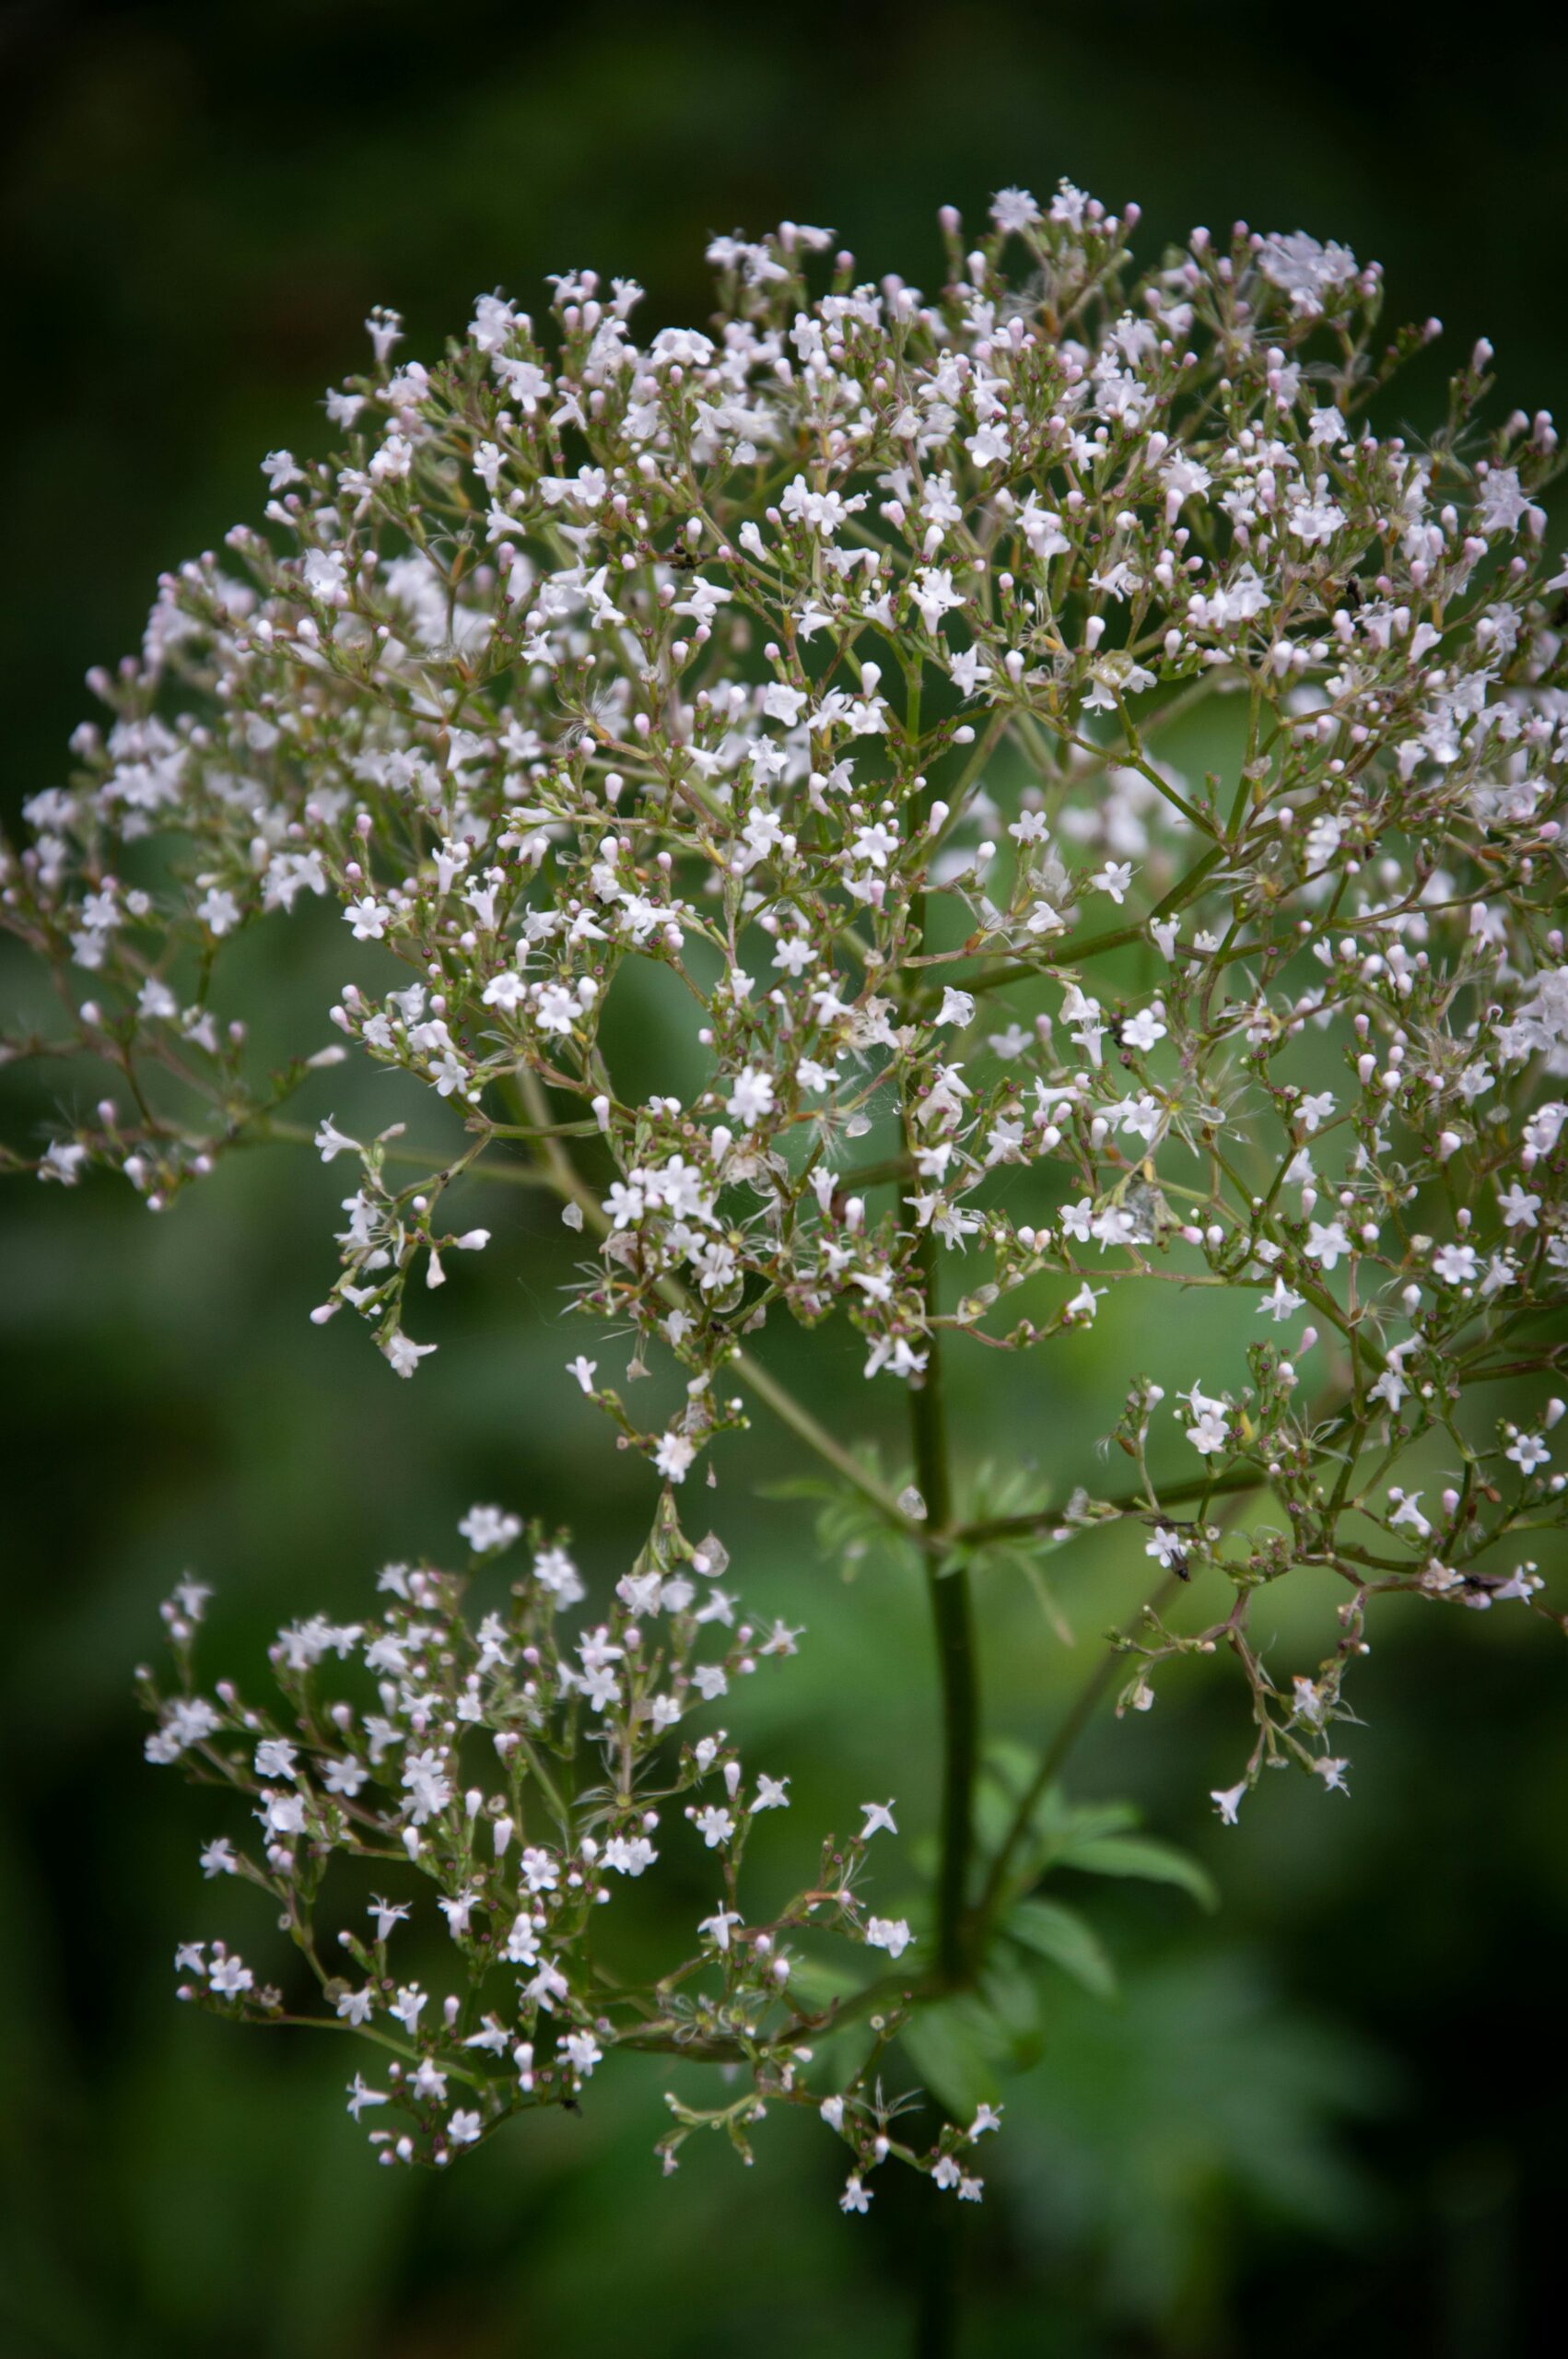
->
xmin=977 ymin=1767 xmax=1141 ymax=1863
xmin=1012 ymin=1551 xmax=1074 ymax=1644
xmin=980 ymin=1735 xmax=1042 ymax=1797
xmin=781 ymin=1954 xmax=872 ymax=2008
xmin=899 ymin=1997 xmax=1002 ymax=2118
xmin=1035 ymin=1793 xmax=1143 ymax=1849
xmin=959 ymin=1457 xmax=1053 ymax=1531
xmin=1056 ymin=1834 xmax=1219 ymax=1910
xmin=979 ymin=1949 xmax=1044 ymax=2044
xmin=1007 ymin=1897 xmax=1118 ymax=1999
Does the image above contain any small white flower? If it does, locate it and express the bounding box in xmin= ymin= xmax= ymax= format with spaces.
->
xmin=990 ymin=186 xmax=1041 ymax=233
xmin=195 ymin=887 xmax=240 ymax=935
xmin=383 ymin=1332 xmax=438 ymax=1379
xmin=458 ymin=1503 xmax=522 ymax=1555
xmin=345 ymin=896 xmax=391 ymax=941
xmin=654 ymin=1430 xmax=696 ymax=1485
xmin=726 ymin=1066 xmax=775 ymax=1128
xmin=1211 ymin=1782 xmax=1246 ymax=1825
xmin=864 ymin=1915 xmax=914 ymax=1959
xmin=562 ymin=2031 xmax=603 ymax=2078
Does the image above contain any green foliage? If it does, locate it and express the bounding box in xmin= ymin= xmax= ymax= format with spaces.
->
xmin=1016 ymin=1953 xmax=1399 ymax=2330
xmin=759 ymin=1454 xmax=922 ymax=1579
xmin=976 ymin=1740 xmax=1217 ymax=1913
xmin=899 ymin=1998 xmax=1004 ymax=2118
xmin=1005 ymin=1897 xmax=1117 ymax=2000
xmin=1053 ymin=1835 xmax=1218 ymax=1912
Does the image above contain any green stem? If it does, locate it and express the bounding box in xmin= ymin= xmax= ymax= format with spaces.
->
xmin=909 ymin=1227 xmax=977 ymax=1989
xmin=957 ymin=1461 xmax=1268 ymax=1548
xmin=252 ymin=1118 xmax=561 ymax=1183
xmin=916 ymin=2210 xmax=964 ymax=2359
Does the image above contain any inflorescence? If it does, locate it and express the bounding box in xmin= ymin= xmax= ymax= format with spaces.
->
xmin=141 ymin=1499 xmax=987 ymax=2196
xmin=6 ymin=179 xmax=1567 ymax=2199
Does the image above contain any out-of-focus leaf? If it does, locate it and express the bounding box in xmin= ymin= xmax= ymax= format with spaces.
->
xmin=959 ymin=1459 xmax=1053 ymax=1531
xmin=755 ymin=1454 xmax=923 ymax=1576
xmin=975 ymin=1755 xmax=1143 ymax=1866
xmin=1019 ymin=1954 xmax=1399 ymax=2323
xmin=978 ymin=1948 xmax=1043 ymax=2045
xmin=1030 ymin=1786 xmax=1143 ymax=1843
xmin=783 ymin=1954 xmax=871 ymax=2009
xmin=1055 ymin=1835 xmax=1218 ymax=1911
xmin=978 ymin=1735 xmax=1036 ymax=1791
xmin=957 ymin=1467 xmax=1073 ymax=1635
xmin=1011 ymin=1551 xmax=1074 ymax=1644
xmin=899 ymin=1996 xmax=1003 ymax=2118
xmin=1007 ymin=1897 xmax=1118 ymax=1999
xmin=977 ymin=1956 xmax=1046 ymax=2075
xmin=974 ymin=1772 xmax=1020 ymax=1856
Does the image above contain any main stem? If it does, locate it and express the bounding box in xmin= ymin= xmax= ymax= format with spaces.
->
xmin=908 ymin=1227 xmax=977 ymax=1990
xmin=900 ymin=679 xmax=978 ymax=1996
xmin=908 ymin=1226 xmax=976 ymax=2359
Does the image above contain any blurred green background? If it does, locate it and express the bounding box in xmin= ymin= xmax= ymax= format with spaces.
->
xmin=4 ymin=4 xmax=1568 ymax=2353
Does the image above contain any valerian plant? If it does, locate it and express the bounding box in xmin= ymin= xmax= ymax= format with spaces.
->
xmin=5 ymin=181 xmax=1567 ymax=2231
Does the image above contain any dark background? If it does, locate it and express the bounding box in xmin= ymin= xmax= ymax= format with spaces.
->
xmin=3 ymin=5 xmax=1567 ymax=2353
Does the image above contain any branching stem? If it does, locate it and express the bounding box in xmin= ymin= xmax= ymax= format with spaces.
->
xmin=509 ymin=1064 xmax=922 ymax=1534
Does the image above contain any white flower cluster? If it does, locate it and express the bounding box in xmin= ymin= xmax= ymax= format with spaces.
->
xmin=143 ymin=1500 xmax=965 ymax=2194
xmin=6 ymin=192 xmax=1564 ymax=1433
xmin=8 ymin=178 xmax=1568 ymax=2188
